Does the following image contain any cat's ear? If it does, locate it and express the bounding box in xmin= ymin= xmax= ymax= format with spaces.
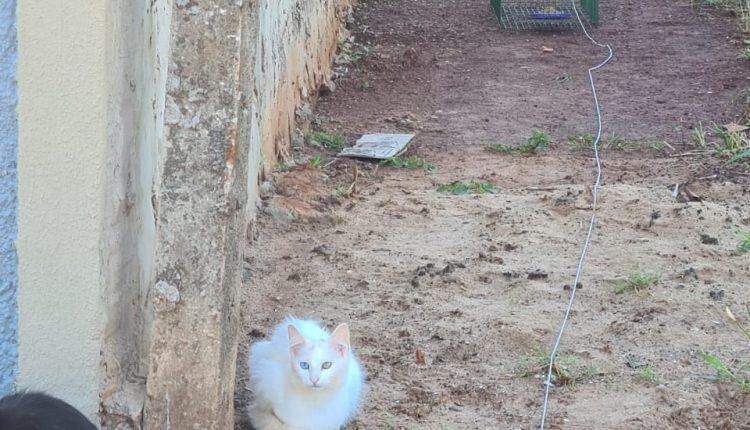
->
xmin=329 ymin=323 xmax=350 ymax=357
xmin=288 ymin=324 xmax=306 ymax=353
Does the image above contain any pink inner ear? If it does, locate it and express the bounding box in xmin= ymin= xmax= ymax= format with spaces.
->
xmin=335 ymin=344 xmax=347 ymax=357
xmin=290 ymin=344 xmax=302 ymax=356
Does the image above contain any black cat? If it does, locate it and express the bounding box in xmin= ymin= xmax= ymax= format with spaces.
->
xmin=0 ymin=392 xmax=96 ymax=430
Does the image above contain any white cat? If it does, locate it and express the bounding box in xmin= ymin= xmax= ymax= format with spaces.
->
xmin=247 ymin=317 xmax=365 ymax=430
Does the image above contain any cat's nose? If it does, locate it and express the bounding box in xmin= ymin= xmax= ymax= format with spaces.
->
xmin=311 ymin=377 xmax=320 ymax=386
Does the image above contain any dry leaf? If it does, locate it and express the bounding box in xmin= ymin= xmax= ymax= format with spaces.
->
xmin=724 ymin=122 xmax=749 ymax=133
xmin=415 ymin=348 xmax=426 ymax=365
xmin=541 ymin=46 xmax=554 ymax=53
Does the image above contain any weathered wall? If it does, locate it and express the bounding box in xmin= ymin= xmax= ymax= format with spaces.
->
xmin=15 ymin=0 xmax=350 ymax=427
xmin=17 ymin=0 xmax=109 ymax=421
xmin=140 ymin=1 xmax=251 ymax=427
xmin=247 ymin=0 xmax=352 ymax=203
xmin=0 ymin=0 xmax=16 ymax=396
xmin=99 ymin=0 xmax=170 ymax=427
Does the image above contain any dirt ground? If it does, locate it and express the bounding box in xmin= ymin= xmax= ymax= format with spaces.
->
xmin=235 ymin=0 xmax=750 ymax=428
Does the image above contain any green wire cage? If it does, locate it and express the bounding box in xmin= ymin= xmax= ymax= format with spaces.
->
xmin=490 ymin=0 xmax=599 ymax=30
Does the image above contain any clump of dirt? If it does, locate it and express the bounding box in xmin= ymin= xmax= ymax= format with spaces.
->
xmin=236 ymin=0 xmax=750 ymax=428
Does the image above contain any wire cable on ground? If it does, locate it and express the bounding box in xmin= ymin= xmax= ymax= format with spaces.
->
xmin=539 ymin=4 xmax=614 ymax=429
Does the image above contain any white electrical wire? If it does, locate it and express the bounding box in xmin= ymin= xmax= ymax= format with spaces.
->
xmin=538 ymin=3 xmax=613 ymax=429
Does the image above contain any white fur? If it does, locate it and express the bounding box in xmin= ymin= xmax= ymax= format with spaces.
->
xmin=248 ymin=317 xmax=364 ymax=430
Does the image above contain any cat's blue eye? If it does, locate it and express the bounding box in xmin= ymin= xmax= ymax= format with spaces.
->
xmin=299 ymin=362 xmax=309 ymax=370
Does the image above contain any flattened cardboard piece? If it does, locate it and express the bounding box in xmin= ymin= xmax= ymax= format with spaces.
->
xmin=339 ymin=133 xmax=414 ymax=160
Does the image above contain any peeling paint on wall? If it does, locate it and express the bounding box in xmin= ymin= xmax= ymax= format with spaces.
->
xmin=0 ymin=0 xmax=17 ymax=396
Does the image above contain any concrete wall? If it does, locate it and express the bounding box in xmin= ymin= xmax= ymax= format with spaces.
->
xmin=17 ymin=0 xmax=110 ymax=421
xmin=14 ymin=0 xmax=351 ymax=427
xmin=0 ymin=0 xmax=16 ymax=396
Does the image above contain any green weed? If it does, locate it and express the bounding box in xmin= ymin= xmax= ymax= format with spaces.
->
xmin=737 ymin=229 xmax=750 ymax=253
xmin=337 ymin=39 xmax=369 ymax=65
xmin=613 ymin=270 xmax=661 ymax=294
xmin=710 ymin=123 xmax=750 ymax=169
xmin=487 ymin=129 xmax=550 ymax=154
xmin=637 ymin=365 xmax=659 ymax=384
xmin=515 ymin=347 xmax=599 ymax=387
xmin=700 ymin=306 xmax=750 ymax=391
xmin=606 ymin=132 xmax=636 ymax=151
xmin=436 ymin=180 xmax=498 ymax=195
xmin=700 ymin=351 xmax=749 ymax=390
xmin=274 ymin=161 xmax=291 ymax=171
xmin=567 ymin=132 xmax=594 ymax=151
xmin=648 ymin=140 xmax=669 ymax=151
xmin=333 ymin=184 xmax=353 ymax=198
xmin=554 ymin=73 xmax=575 ymax=82
xmin=379 ymin=156 xmax=436 ymax=171
xmin=692 ymin=122 xmax=708 ymax=147
xmin=306 ymin=132 xmax=346 ymax=150
xmin=307 ymin=154 xmax=324 ymax=169
xmin=713 ymin=123 xmax=746 ymax=153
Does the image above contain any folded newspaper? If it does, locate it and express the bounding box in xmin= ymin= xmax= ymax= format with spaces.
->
xmin=338 ymin=133 xmax=414 ymax=160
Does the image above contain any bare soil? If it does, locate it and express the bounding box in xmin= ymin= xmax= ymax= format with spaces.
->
xmin=236 ymin=0 xmax=750 ymax=428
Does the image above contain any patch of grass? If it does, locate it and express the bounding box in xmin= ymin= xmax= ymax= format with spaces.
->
xmin=379 ymin=156 xmax=436 ymax=171
xmin=567 ymin=132 xmax=594 ymax=151
xmin=606 ymin=132 xmax=636 ymax=151
xmin=515 ymin=347 xmax=599 ymax=387
xmin=307 ymin=154 xmax=324 ymax=169
xmin=700 ymin=306 xmax=750 ymax=391
xmin=336 ymin=38 xmax=369 ymax=65
xmin=713 ymin=123 xmax=746 ymax=153
xmin=306 ymin=131 xmax=346 ymax=150
xmin=711 ymin=123 xmax=750 ymax=169
xmin=527 ymin=129 xmax=552 ymax=149
xmin=688 ymin=121 xmax=750 ymax=171
xmin=692 ymin=122 xmax=709 ymax=147
xmin=613 ymin=270 xmax=661 ymax=294
xmin=333 ymin=184 xmax=353 ymax=198
xmin=487 ymin=129 xmax=550 ymax=154
xmin=648 ymin=139 xmax=669 ymax=151
xmin=554 ymin=73 xmax=575 ymax=82
xmin=274 ymin=161 xmax=291 ymax=171
xmin=737 ymin=229 xmax=750 ymax=253
xmin=486 ymin=143 xmax=515 ymax=154
xmin=436 ymin=180 xmax=498 ymax=195
xmin=700 ymin=351 xmax=749 ymax=390
xmin=637 ymin=365 xmax=659 ymax=384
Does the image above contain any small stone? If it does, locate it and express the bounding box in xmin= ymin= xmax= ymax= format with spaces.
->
xmin=153 ymin=280 xmax=180 ymax=313
xmin=675 ymin=283 xmax=686 ymax=290
xmin=312 ymin=244 xmax=333 ymax=256
xmin=683 ymin=267 xmax=698 ymax=280
xmin=709 ymin=289 xmax=725 ymax=301
xmin=700 ymin=234 xmax=719 ymax=245
xmin=415 ymin=348 xmax=426 ymax=365
xmin=527 ymin=269 xmax=549 ymax=280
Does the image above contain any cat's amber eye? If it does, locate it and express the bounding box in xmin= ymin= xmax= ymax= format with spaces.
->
xmin=299 ymin=362 xmax=310 ymax=370
xmin=322 ymin=361 xmax=332 ymax=369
